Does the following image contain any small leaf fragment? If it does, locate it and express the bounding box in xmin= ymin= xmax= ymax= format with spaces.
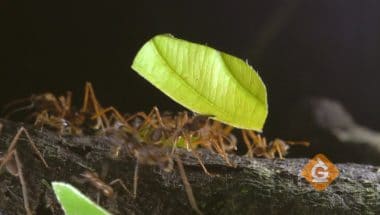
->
xmin=52 ymin=182 xmax=111 ymax=215
xmin=132 ymin=34 xmax=268 ymax=131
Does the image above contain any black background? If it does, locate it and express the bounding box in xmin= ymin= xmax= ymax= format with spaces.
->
xmin=1 ymin=0 xmax=380 ymax=142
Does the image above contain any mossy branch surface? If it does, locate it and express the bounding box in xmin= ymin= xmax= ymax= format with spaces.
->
xmin=0 ymin=119 xmax=379 ymax=215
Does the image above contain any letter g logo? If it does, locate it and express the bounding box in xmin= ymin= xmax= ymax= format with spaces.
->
xmin=311 ymin=158 xmax=329 ymax=183
xmin=301 ymin=154 xmax=339 ymax=191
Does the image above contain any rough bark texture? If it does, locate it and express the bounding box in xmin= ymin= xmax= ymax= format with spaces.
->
xmin=0 ymin=119 xmax=379 ymax=215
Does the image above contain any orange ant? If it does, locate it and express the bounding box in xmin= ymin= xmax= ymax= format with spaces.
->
xmin=208 ymin=121 xmax=237 ymax=152
xmin=125 ymin=108 xmax=237 ymax=173
xmin=80 ymin=170 xmax=131 ymax=204
xmin=242 ymin=130 xmax=310 ymax=159
xmin=2 ymin=91 xmax=72 ymax=120
xmin=106 ymin=126 xmax=203 ymax=214
xmin=123 ymin=107 xmax=237 ymax=208
xmin=117 ymin=106 xmax=169 ymax=145
xmin=124 ymin=110 xmax=205 ymax=208
xmin=0 ymin=124 xmax=49 ymax=215
xmin=124 ymin=109 xmax=210 ymax=172
xmin=168 ymin=112 xmax=237 ymax=168
xmin=127 ymin=111 xmax=205 ymax=212
xmin=2 ymin=90 xmax=80 ymax=135
xmin=65 ymin=82 xmax=134 ymax=134
xmin=193 ymin=119 xmax=237 ymax=164
xmin=34 ymin=110 xmax=71 ymax=134
xmin=2 ymin=82 xmax=131 ymax=136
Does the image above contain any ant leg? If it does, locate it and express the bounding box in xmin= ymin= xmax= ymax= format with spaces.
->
xmin=86 ymin=83 xmax=103 ymax=116
xmin=170 ymin=139 xmax=178 ymax=156
xmin=138 ymin=107 xmax=161 ymax=128
xmin=81 ymin=82 xmax=102 ymax=113
xmin=262 ymin=136 xmax=268 ymax=148
xmin=247 ymin=130 xmax=263 ymax=147
xmin=269 ymin=140 xmax=283 ymax=159
xmin=65 ymin=91 xmax=72 ymax=112
xmin=264 ymin=143 xmax=275 ymax=159
xmin=19 ymin=127 xmax=49 ymax=168
xmin=108 ymin=178 xmax=132 ymax=196
xmin=209 ymin=139 xmax=228 ymax=164
xmin=133 ymin=162 xmax=139 ymax=199
xmin=222 ymin=135 xmax=237 ymax=152
xmin=99 ymin=163 xmax=132 ymax=196
xmin=181 ymin=111 xmax=189 ymax=128
xmin=285 ymin=140 xmax=310 ymax=147
xmin=34 ymin=110 xmax=49 ymax=127
xmin=47 ymin=94 xmax=64 ymax=116
xmin=151 ymin=106 xmax=167 ymax=129
xmin=0 ymin=127 xmax=48 ymax=172
xmin=180 ymin=132 xmax=192 ymax=151
xmin=242 ymin=130 xmax=253 ymax=158
xmin=125 ymin=109 xmax=162 ymax=130
xmin=31 ymin=93 xmax=63 ymax=116
xmin=81 ymin=82 xmax=107 ymax=128
xmin=93 ymin=106 xmax=126 ymax=124
xmin=125 ymin=111 xmax=154 ymax=128
xmin=2 ymin=97 xmax=32 ymax=116
xmin=0 ymin=129 xmax=23 ymax=171
xmin=174 ymin=111 xmax=188 ymax=130
xmin=81 ymin=82 xmax=91 ymax=112
xmin=13 ymin=151 xmax=33 ymax=215
xmin=215 ymin=136 xmax=235 ymax=167
xmin=0 ymin=149 xmax=18 ymax=176
xmin=191 ymin=151 xmax=215 ymax=177
xmin=58 ymin=91 xmax=72 ymax=117
xmin=3 ymin=98 xmax=35 ymax=119
xmin=275 ymin=143 xmax=284 ymax=159
xmin=93 ymin=106 xmax=135 ymax=131
xmin=174 ymin=155 xmax=202 ymax=215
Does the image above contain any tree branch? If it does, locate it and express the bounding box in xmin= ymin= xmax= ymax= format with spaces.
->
xmin=0 ymin=119 xmax=379 ymax=215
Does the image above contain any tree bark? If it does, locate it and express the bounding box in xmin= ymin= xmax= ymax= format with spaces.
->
xmin=0 ymin=119 xmax=379 ymax=215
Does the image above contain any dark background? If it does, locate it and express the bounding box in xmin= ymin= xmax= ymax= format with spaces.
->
xmin=1 ymin=0 xmax=380 ymax=158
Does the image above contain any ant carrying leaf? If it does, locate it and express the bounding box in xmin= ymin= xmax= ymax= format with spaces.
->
xmin=132 ymin=34 xmax=268 ymax=131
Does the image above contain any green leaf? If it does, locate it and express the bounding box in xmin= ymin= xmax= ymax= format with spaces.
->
xmin=132 ymin=34 xmax=268 ymax=131
xmin=52 ymin=182 xmax=111 ymax=215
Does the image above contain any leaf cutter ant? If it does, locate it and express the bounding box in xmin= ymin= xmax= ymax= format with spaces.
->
xmin=0 ymin=124 xmax=49 ymax=215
